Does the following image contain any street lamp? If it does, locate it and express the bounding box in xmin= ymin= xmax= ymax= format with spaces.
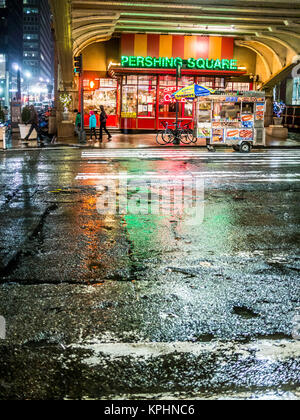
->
xmin=12 ymin=63 xmax=20 ymax=72
xmin=12 ymin=63 xmax=21 ymax=101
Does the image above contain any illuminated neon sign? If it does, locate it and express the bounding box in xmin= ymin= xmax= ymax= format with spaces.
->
xmin=121 ymin=56 xmax=238 ymax=71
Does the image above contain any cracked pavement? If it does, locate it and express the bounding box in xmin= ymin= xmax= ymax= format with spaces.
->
xmin=0 ymin=148 xmax=299 ymax=400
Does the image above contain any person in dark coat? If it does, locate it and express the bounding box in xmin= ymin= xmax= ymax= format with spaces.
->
xmin=24 ymin=105 xmax=44 ymax=146
xmin=99 ymin=105 xmax=112 ymax=143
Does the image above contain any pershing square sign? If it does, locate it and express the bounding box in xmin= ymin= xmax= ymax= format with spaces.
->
xmin=121 ymin=55 xmax=238 ymax=71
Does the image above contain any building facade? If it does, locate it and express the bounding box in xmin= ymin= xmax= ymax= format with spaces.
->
xmin=23 ymin=0 xmax=54 ymax=94
xmin=0 ymin=0 xmax=23 ymax=107
xmin=80 ymin=34 xmax=256 ymax=130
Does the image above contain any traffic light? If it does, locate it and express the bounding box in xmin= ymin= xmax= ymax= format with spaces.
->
xmin=74 ymin=55 xmax=82 ymax=75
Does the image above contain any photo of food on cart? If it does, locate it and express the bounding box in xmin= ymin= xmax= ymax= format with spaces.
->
xmin=240 ymin=129 xmax=254 ymax=140
xmin=226 ymin=129 xmax=240 ymax=141
xmin=255 ymin=103 xmax=265 ymax=121
xmin=212 ymin=128 xmax=225 ymax=143
xmin=198 ymin=127 xmax=212 ymax=139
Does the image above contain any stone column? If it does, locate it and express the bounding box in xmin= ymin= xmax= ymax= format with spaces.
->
xmin=264 ymin=93 xmax=273 ymax=127
xmin=49 ymin=0 xmax=75 ymax=138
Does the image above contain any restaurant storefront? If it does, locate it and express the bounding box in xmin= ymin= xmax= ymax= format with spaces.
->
xmin=82 ymin=75 xmax=119 ymax=128
xmin=81 ymin=34 xmax=252 ymax=130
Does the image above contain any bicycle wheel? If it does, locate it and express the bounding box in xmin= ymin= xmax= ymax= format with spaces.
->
xmin=187 ymin=129 xmax=197 ymax=143
xmin=157 ymin=130 xmax=174 ymax=145
xmin=164 ymin=129 xmax=176 ymax=144
xmin=180 ymin=129 xmax=193 ymax=144
xmin=156 ymin=131 xmax=168 ymax=145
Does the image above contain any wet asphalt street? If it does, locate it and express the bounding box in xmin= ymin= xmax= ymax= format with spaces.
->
xmin=0 ymin=147 xmax=299 ymax=400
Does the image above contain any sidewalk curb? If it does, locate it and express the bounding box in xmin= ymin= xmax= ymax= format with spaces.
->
xmin=1 ymin=144 xmax=300 ymax=152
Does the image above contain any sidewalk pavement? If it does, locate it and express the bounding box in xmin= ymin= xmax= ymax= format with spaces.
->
xmin=1 ymin=131 xmax=300 ymax=150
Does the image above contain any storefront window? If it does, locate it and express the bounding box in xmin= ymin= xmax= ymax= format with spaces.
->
xmin=122 ymin=85 xmax=137 ymax=118
xmin=184 ymin=101 xmax=193 ymax=117
xmin=225 ymin=82 xmax=250 ymax=92
xmin=180 ymin=76 xmax=194 ymax=86
xmin=197 ymin=77 xmax=225 ymax=89
xmin=214 ymin=78 xmax=225 ymax=89
xmin=83 ymin=78 xmax=117 ymax=115
xmin=122 ymin=76 xmax=157 ymax=118
xmin=159 ymin=76 xmax=194 ymax=119
xmin=160 ymin=76 xmax=177 ymax=87
xmin=197 ymin=77 xmax=214 ymax=88
xmin=159 ymin=76 xmax=194 ymax=87
xmin=84 ymin=87 xmax=117 ymax=115
xmin=159 ymin=88 xmax=183 ymax=118
xmin=100 ymin=79 xmax=117 ymax=87
xmin=138 ymin=75 xmax=157 ymax=85
xmin=127 ymin=75 xmax=138 ymax=85
xmin=138 ymin=85 xmax=156 ymax=117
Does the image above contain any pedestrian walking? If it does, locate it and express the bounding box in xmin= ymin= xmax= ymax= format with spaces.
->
xmin=24 ymin=105 xmax=44 ymax=147
xmin=99 ymin=105 xmax=112 ymax=143
xmin=89 ymin=111 xmax=97 ymax=141
xmin=75 ymin=110 xmax=81 ymax=138
xmin=3 ymin=106 xmax=9 ymax=122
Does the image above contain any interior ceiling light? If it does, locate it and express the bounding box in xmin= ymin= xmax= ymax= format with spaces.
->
xmin=198 ymin=25 xmax=236 ymax=32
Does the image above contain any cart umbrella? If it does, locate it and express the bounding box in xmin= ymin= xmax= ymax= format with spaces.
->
xmin=172 ymin=84 xmax=215 ymax=100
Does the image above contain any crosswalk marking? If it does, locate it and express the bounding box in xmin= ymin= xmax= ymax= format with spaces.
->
xmin=82 ymin=150 xmax=300 ymax=162
xmin=78 ymin=151 xmax=300 ymax=183
xmin=70 ymin=339 xmax=300 ymax=367
xmin=76 ymin=172 xmax=300 ymax=180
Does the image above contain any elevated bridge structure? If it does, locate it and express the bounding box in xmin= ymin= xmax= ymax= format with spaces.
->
xmin=49 ymin=0 xmax=300 ymax=110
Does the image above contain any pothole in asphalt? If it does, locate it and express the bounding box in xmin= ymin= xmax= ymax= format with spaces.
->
xmin=232 ymin=306 xmax=260 ymax=319
xmin=192 ymin=334 xmax=215 ymax=343
xmin=255 ymin=333 xmax=293 ymax=340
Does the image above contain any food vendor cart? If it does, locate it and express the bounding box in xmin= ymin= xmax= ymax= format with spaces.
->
xmin=195 ymin=91 xmax=266 ymax=152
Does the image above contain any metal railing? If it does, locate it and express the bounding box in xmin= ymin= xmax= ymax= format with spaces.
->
xmin=282 ymin=106 xmax=300 ymax=129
